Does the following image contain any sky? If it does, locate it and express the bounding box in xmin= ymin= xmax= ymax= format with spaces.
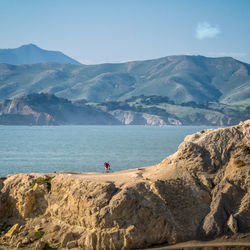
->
xmin=0 ymin=0 xmax=250 ymax=64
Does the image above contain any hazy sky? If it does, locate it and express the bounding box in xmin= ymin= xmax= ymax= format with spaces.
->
xmin=1 ymin=0 xmax=250 ymax=64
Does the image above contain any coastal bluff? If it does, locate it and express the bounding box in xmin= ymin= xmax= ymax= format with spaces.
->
xmin=0 ymin=120 xmax=249 ymax=249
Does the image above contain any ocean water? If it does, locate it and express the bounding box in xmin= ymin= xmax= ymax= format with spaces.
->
xmin=0 ymin=125 xmax=218 ymax=177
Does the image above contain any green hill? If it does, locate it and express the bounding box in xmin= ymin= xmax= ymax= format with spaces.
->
xmin=0 ymin=55 xmax=249 ymax=104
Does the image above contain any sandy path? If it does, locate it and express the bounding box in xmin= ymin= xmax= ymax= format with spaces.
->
xmin=56 ymin=165 xmax=157 ymax=186
xmin=144 ymin=240 xmax=250 ymax=249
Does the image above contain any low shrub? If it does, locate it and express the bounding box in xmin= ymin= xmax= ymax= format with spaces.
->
xmin=30 ymin=177 xmax=53 ymax=191
xmin=34 ymin=230 xmax=45 ymax=240
xmin=235 ymin=159 xmax=246 ymax=168
xmin=241 ymin=145 xmax=250 ymax=154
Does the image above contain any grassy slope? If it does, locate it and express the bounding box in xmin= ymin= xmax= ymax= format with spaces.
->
xmin=0 ymin=55 xmax=250 ymax=104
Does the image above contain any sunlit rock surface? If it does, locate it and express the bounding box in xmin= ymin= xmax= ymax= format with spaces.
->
xmin=0 ymin=120 xmax=249 ymax=249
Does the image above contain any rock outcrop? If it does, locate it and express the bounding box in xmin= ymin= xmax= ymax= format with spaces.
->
xmin=0 ymin=97 xmax=56 ymax=125
xmin=0 ymin=93 xmax=121 ymax=125
xmin=109 ymin=110 xmax=182 ymax=125
xmin=0 ymin=120 xmax=249 ymax=249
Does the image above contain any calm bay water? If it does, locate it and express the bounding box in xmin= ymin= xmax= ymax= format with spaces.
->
xmin=0 ymin=125 xmax=218 ymax=176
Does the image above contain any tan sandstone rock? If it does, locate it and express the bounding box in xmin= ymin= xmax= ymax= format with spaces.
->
xmin=0 ymin=119 xmax=249 ymax=249
xmin=5 ymin=224 xmax=19 ymax=238
xmin=227 ymin=214 xmax=238 ymax=233
xmin=35 ymin=239 xmax=46 ymax=250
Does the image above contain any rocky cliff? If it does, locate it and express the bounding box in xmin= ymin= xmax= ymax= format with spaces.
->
xmin=0 ymin=97 xmax=56 ymax=125
xmin=0 ymin=93 xmax=120 ymax=125
xmin=109 ymin=110 xmax=182 ymax=125
xmin=0 ymin=120 xmax=249 ymax=249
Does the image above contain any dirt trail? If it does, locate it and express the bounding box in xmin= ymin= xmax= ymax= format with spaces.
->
xmin=145 ymin=240 xmax=250 ymax=249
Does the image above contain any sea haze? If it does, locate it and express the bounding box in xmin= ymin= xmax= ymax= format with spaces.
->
xmin=0 ymin=125 xmax=218 ymax=176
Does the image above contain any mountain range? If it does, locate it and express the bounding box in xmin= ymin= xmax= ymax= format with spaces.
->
xmin=0 ymin=44 xmax=80 ymax=65
xmin=0 ymin=44 xmax=249 ymax=125
xmin=0 ymin=45 xmax=249 ymax=105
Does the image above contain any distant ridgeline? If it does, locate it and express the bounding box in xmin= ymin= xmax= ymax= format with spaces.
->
xmin=0 ymin=93 xmax=249 ymax=126
xmin=0 ymin=53 xmax=250 ymax=105
xmin=0 ymin=44 xmax=81 ymax=65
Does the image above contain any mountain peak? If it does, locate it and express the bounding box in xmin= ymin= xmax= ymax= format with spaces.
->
xmin=0 ymin=44 xmax=81 ymax=65
xmin=20 ymin=43 xmax=40 ymax=49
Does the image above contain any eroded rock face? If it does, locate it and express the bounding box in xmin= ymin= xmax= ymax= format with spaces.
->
xmin=0 ymin=98 xmax=56 ymax=125
xmin=0 ymin=120 xmax=249 ymax=249
xmin=109 ymin=110 xmax=182 ymax=125
xmin=159 ymin=120 xmax=250 ymax=239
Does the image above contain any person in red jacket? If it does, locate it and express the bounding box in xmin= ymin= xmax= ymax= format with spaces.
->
xmin=104 ymin=161 xmax=110 ymax=173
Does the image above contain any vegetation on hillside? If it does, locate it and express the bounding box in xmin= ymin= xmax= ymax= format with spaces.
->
xmin=0 ymin=93 xmax=248 ymax=125
xmin=76 ymin=95 xmax=250 ymax=126
xmin=0 ymin=55 xmax=250 ymax=104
